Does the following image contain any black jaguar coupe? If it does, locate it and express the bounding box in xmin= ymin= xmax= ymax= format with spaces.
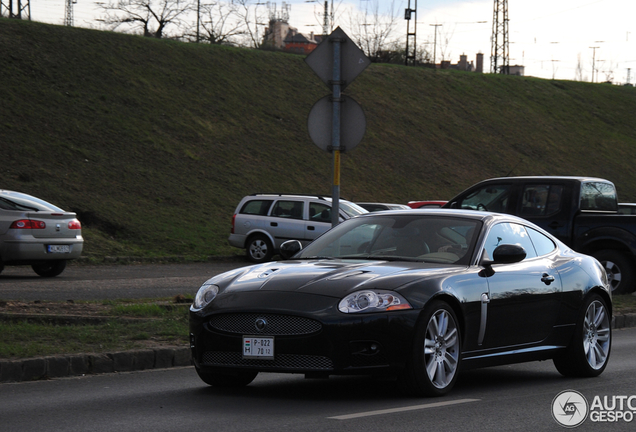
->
xmin=189 ymin=210 xmax=612 ymax=396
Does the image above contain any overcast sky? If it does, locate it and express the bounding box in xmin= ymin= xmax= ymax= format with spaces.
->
xmin=23 ymin=0 xmax=636 ymax=83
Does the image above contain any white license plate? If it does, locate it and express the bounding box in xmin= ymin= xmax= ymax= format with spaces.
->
xmin=243 ymin=336 xmax=274 ymax=359
xmin=47 ymin=245 xmax=71 ymax=253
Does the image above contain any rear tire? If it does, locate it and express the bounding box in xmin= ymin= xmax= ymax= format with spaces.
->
xmin=32 ymin=260 xmax=67 ymax=277
xmin=246 ymin=234 xmax=273 ymax=263
xmin=195 ymin=367 xmax=258 ymax=387
xmin=553 ymin=294 xmax=611 ymax=377
xmin=593 ymin=249 xmax=634 ymax=294
xmin=399 ymin=300 xmax=461 ymax=397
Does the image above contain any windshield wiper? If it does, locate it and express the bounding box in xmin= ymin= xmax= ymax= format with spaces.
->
xmin=301 ymin=256 xmax=335 ymax=260
xmin=340 ymin=255 xmax=422 ymax=262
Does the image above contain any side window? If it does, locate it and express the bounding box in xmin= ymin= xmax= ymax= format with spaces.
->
xmin=310 ymin=203 xmax=331 ymax=222
xmin=483 ymin=222 xmax=537 ymax=261
xmin=527 ymin=228 xmax=556 ymax=257
xmin=457 ymin=184 xmax=511 ymax=213
xmin=520 ymin=185 xmax=563 ymax=217
xmin=271 ymin=200 xmax=304 ymax=220
xmin=240 ymin=200 xmax=273 ymax=216
xmin=580 ymin=182 xmax=618 ymax=211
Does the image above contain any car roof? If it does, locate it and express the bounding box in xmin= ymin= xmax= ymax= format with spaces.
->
xmin=245 ymin=193 xmax=354 ymax=202
xmin=467 ymin=176 xmax=612 ymax=184
xmin=354 ymin=208 xmax=538 ymax=225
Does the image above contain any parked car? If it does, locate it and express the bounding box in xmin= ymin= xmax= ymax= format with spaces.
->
xmin=444 ymin=176 xmax=636 ymax=294
xmin=192 ymin=209 xmax=611 ymax=396
xmin=618 ymin=203 xmax=636 ymax=214
xmin=356 ymin=202 xmax=410 ymax=212
xmin=229 ymin=193 xmax=367 ymax=263
xmin=408 ymin=200 xmax=448 ymax=209
xmin=0 ymin=190 xmax=83 ymax=277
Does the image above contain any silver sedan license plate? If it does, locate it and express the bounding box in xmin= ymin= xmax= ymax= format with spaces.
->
xmin=47 ymin=245 xmax=71 ymax=253
xmin=243 ymin=336 xmax=274 ymax=359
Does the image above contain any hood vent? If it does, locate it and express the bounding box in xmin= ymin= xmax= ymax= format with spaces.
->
xmin=258 ymin=268 xmax=280 ymax=279
xmin=327 ymin=270 xmax=369 ymax=280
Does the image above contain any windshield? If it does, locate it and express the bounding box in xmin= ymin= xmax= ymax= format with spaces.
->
xmin=322 ymin=198 xmax=368 ymax=218
xmin=0 ymin=191 xmax=65 ymax=212
xmin=339 ymin=201 xmax=368 ymax=217
xmin=297 ymin=214 xmax=481 ymax=265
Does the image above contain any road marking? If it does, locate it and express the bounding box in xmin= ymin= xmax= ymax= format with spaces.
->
xmin=328 ymin=398 xmax=480 ymax=420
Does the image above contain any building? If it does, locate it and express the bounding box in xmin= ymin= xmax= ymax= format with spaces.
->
xmin=284 ymin=31 xmax=319 ymax=55
xmin=440 ymin=53 xmax=485 ymax=73
xmin=263 ymin=18 xmax=319 ymax=54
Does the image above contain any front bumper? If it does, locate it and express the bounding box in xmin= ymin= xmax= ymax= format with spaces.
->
xmin=190 ymin=291 xmax=419 ymax=376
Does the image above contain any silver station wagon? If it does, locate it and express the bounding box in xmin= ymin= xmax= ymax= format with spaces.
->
xmin=229 ymin=193 xmax=367 ymax=263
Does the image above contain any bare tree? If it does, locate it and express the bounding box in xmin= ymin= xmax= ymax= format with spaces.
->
xmin=233 ymin=0 xmax=268 ymax=48
xmin=377 ymin=38 xmax=432 ymax=65
xmin=98 ymin=0 xmax=193 ymax=39
xmin=574 ymin=53 xmax=584 ymax=81
xmin=184 ymin=1 xmax=245 ymax=44
xmin=346 ymin=0 xmax=399 ymax=60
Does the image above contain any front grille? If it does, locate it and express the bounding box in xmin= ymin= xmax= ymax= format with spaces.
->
xmin=208 ymin=313 xmax=322 ymax=335
xmin=202 ymin=351 xmax=334 ymax=370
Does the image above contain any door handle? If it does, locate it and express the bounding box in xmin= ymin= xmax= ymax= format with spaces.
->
xmin=548 ymin=221 xmax=563 ymax=229
xmin=270 ymin=222 xmax=278 ymax=227
xmin=307 ymin=226 xmax=315 ymax=231
xmin=541 ymin=273 xmax=555 ymax=285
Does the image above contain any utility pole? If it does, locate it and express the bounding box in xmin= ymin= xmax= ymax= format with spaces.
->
xmin=1 ymin=0 xmax=31 ymax=19
xmin=589 ymin=46 xmax=599 ymax=83
xmin=64 ymin=0 xmax=76 ymax=27
xmin=490 ymin=0 xmax=509 ymax=74
xmin=430 ymin=23 xmax=442 ymax=67
xmin=404 ymin=0 xmax=417 ymax=66
xmin=196 ymin=0 xmax=200 ymax=42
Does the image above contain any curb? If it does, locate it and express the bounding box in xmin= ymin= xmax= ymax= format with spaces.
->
xmin=0 ymin=346 xmax=191 ymax=383
xmin=1 ymin=313 xmax=635 ymax=384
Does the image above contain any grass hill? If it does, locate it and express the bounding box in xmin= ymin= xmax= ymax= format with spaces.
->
xmin=2 ymin=18 xmax=636 ymax=261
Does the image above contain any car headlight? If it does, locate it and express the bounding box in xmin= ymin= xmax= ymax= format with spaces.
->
xmin=338 ymin=290 xmax=412 ymax=313
xmin=192 ymin=283 xmax=219 ymax=311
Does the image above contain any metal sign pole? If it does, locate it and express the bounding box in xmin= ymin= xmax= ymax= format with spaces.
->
xmin=331 ymin=37 xmax=342 ymax=228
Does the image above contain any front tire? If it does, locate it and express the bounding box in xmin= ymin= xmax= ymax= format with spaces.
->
xmin=246 ymin=234 xmax=273 ymax=263
xmin=553 ymin=294 xmax=611 ymax=377
xmin=400 ymin=300 xmax=461 ymax=397
xmin=32 ymin=260 xmax=67 ymax=277
xmin=195 ymin=367 xmax=258 ymax=387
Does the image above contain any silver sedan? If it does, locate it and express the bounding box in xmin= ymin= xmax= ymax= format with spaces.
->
xmin=0 ymin=190 xmax=83 ymax=277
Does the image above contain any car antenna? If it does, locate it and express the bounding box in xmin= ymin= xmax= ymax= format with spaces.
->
xmin=505 ymin=158 xmax=523 ymax=177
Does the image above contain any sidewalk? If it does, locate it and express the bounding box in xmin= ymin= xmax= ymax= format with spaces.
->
xmin=2 ymin=313 xmax=635 ymax=384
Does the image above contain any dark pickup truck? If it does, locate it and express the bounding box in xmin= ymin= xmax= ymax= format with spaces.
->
xmin=444 ymin=176 xmax=636 ymax=294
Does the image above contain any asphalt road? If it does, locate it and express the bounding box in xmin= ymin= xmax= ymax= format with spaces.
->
xmin=0 ymin=260 xmax=250 ymax=301
xmin=2 ymin=327 xmax=635 ymax=432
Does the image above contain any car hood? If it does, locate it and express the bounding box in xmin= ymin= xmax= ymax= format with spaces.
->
xmin=209 ymin=259 xmax=464 ymax=298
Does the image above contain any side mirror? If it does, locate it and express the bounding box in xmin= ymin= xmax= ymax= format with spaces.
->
xmin=479 ymin=244 xmax=526 ymax=277
xmin=279 ymin=240 xmax=302 ymax=260
xmin=491 ymin=244 xmax=527 ymax=264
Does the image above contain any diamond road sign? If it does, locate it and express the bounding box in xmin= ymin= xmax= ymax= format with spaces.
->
xmin=305 ymin=27 xmax=371 ymax=91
